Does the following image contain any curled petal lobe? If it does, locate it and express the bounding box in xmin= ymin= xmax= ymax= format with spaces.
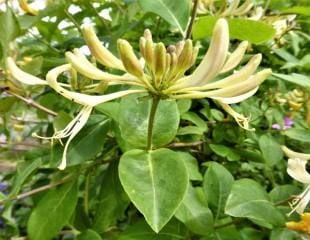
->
xmin=287 ymin=158 xmax=310 ymax=184
xmin=46 ymin=64 xmax=146 ymax=107
xmin=282 ymin=146 xmax=310 ymax=161
xmin=6 ymin=57 xmax=47 ymax=85
xmin=19 ymin=0 xmax=38 ymax=16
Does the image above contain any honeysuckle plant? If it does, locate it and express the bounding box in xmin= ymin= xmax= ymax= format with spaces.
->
xmin=7 ymin=18 xmax=271 ymax=171
xmin=1 ymin=0 xmax=309 ymax=239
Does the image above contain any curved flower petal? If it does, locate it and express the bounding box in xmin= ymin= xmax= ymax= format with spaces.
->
xmin=287 ymin=158 xmax=310 ymax=184
xmin=189 ymin=18 xmax=229 ymax=86
xmin=289 ymin=186 xmax=310 ymax=215
xmin=220 ymin=41 xmax=249 ymax=74
xmin=46 ymin=64 xmax=147 ymax=106
xmin=233 ymin=0 xmax=254 ymax=15
xmin=282 ymin=146 xmax=310 ymax=161
xmin=82 ymin=25 xmax=124 ymax=70
xmin=19 ymin=0 xmax=38 ymax=16
xmin=6 ymin=57 xmax=47 ymax=85
xmin=58 ymin=105 xmax=93 ymax=170
xmin=221 ymin=0 xmax=240 ymax=16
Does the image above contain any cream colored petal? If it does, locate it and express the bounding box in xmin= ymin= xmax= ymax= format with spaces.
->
xmin=58 ymin=105 xmax=93 ymax=170
xmin=220 ymin=0 xmax=240 ymax=16
xmin=188 ymin=18 xmax=229 ymax=86
xmin=233 ymin=0 xmax=254 ymax=16
xmin=182 ymin=54 xmax=262 ymax=92
xmin=81 ymin=25 xmax=124 ymax=70
xmin=6 ymin=57 xmax=47 ymax=85
xmin=289 ymin=186 xmax=310 ymax=215
xmin=46 ymin=64 xmax=147 ymax=107
xmin=282 ymin=146 xmax=310 ymax=161
xmin=211 ymin=87 xmax=258 ymax=104
xmin=220 ymin=41 xmax=249 ymax=74
xmin=287 ymin=158 xmax=310 ymax=184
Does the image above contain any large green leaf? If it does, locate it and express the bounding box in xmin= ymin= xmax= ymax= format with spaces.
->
xmin=175 ymin=186 xmax=213 ymax=235
xmin=193 ymin=16 xmax=275 ymax=44
xmin=284 ymin=128 xmax=310 ymax=142
xmin=176 ymin=152 xmax=202 ymax=181
xmin=259 ymin=135 xmax=283 ymax=166
xmin=225 ymin=179 xmax=285 ymax=228
xmin=27 ymin=180 xmax=79 ymax=240
xmin=203 ymin=162 xmax=234 ymax=221
xmin=119 ymin=94 xmax=180 ymax=149
xmin=209 ymin=144 xmax=240 ymax=162
xmin=137 ymin=0 xmax=190 ymax=35
xmin=281 ymin=6 xmax=310 ymax=16
xmin=93 ymin=161 xmax=129 ymax=233
xmin=119 ymin=148 xmax=189 ymax=232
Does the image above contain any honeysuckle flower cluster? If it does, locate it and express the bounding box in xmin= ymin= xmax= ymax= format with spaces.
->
xmin=6 ymin=18 xmax=271 ymax=170
xmin=282 ymin=146 xmax=310 ymax=215
xmin=197 ymin=0 xmax=256 ymax=18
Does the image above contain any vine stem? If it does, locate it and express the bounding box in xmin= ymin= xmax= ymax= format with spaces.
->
xmin=185 ymin=0 xmax=200 ymax=39
xmin=147 ymin=96 xmax=160 ymax=150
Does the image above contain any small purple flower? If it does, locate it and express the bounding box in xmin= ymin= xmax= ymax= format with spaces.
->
xmin=272 ymin=116 xmax=294 ymax=130
xmin=0 ymin=182 xmax=8 ymax=192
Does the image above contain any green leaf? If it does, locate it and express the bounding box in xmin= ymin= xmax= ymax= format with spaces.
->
xmin=176 ymin=152 xmax=202 ymax=181
xmin=281 ymin=6 xmax=310 ymax=16
xmin=175 ymin=186 xmax=213 ymax=235
xmin=9 ymin=158 xmax=41 ymax=197
xmin=209 ymin=144 xmax=240 ymax=162
xmin=94 ymin=161 xmax=129 ymax=233
xmin=119 ymin=94 xmax=180 ymax=149
xmin=66 ymin=116 xmax=110 ymax=166
xmin=117 ymin=219 xmax=185 ymax=240
xmin=0 ymin=97 xmax=16 ymax=113
xmin=258 ymin=135 xmax=283 ymax=166
xmin=27 ymin=180 xmax=79 ymax=240
xmin=270 ymin=228 xmax=300 ymax=240
xmin=119 ymin=148 xmax=189 ymax=232
xmin=284 ymin=128 xmax=310 ymax=142
xmin=225 ymin=179 xmax=285 ymax=228
xmin=272 ymin=73 xmax=310 ymax=87
xmin=137 ymin=0 xmax=190 ymax=35
xmin=0 ymin=8 xmax=20 ymax=63
xmin=193 ymin=16 xmax=275 ymax=44
xmin=77 ymin=229 xmax=102 ymax=240
xmin=269 ymin=185 xmax=300 ymax=204
xmin=203 ymin=162 xmax=234 ymax=220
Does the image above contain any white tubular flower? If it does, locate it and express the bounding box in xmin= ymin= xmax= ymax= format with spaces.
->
xmin=282 ymin=146 xmax=310 ymax=215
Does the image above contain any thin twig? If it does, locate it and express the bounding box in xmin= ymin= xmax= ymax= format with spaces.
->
xmin=185 ymin=0 xmax=200 ymax=39
xmin=0 ymin=177 xmax=71 ymax=205
xmin=168 ymin=141 xmax=204 ymax=148
xmin=5 ymin=90 xmax=57 ymax=116
xmin=64 ymin=9 xmax=82 ymax=33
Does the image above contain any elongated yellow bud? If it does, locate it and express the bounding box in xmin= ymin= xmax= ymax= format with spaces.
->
xmin=117 ymin=39 xmax=144 ymax=78
xmin=81 ymin=25 xmax=124 ymax=70
xmin=177 ymin=40 xmax=193 ymax=71
xmin=19 ymin=0 xmax=38 ymax=16
xmin=153 ymin=43 xmax=166 ymax=85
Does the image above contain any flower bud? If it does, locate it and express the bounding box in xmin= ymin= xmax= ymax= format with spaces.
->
xmin=117 ymin=39 xmax=144 ymax=78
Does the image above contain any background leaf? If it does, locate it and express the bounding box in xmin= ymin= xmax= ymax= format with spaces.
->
xmin=193 ymin=16 xmax=275 ymax=44
xmin=259 ymin=135 xmax=283 ymax=166
xmin=137 ymin=0 xmax=190 ymax=34
xmin=225 ymin=179 xmax=285 ymax=228
xmin=27 ymin=180 xmax=79 ymax=240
